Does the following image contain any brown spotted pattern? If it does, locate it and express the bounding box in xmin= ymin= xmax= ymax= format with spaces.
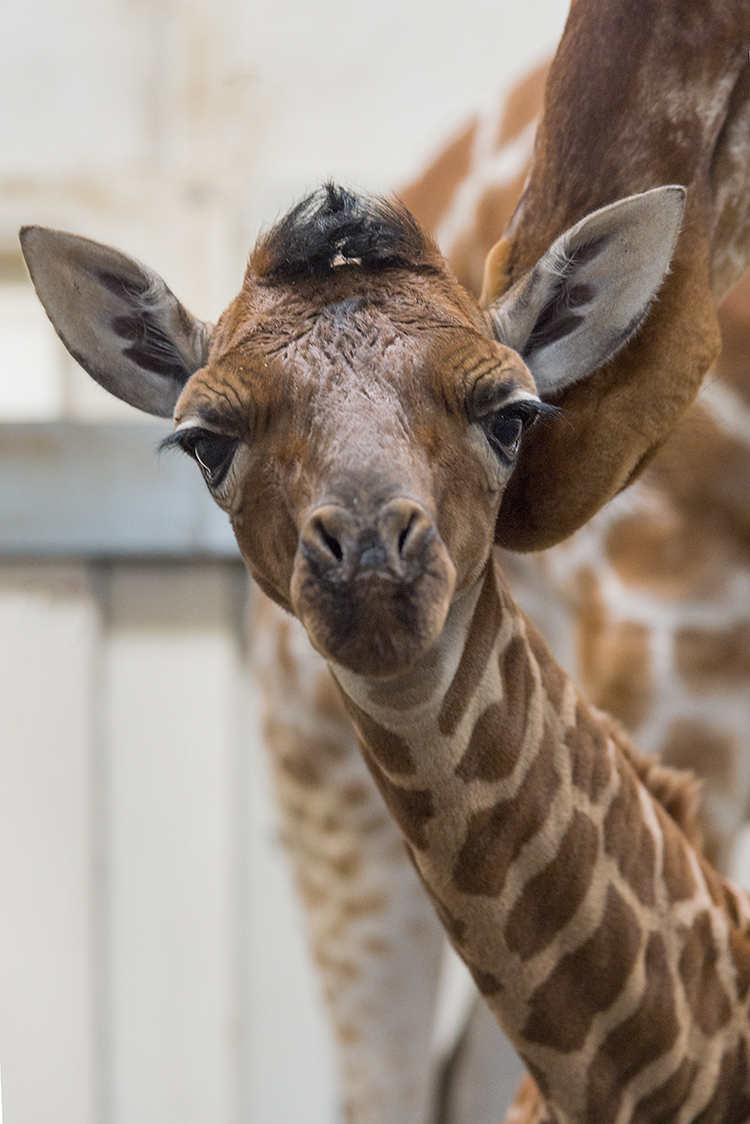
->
xmin=675 ymin=622 xmax=750 ymax=688
xmin=504 ymin=811 xmax=599 ymax=961
xmin=566 ymin=703 xmax=612 ymax=803
xmin=438 ymin=567 xmax=503 ymax=738
xmin=585 ymin=933 xmax=679 ymax=1124
xmin=333 ymin=567 xmax=750 ymax=1124
xmin=678 ymin=912 xmax=732 ymax=1037
xmin=630 ymin=1058 xmax=699 ymax=1124
xmin=251 ymin=597 xmax=445 ymax=1124
xmin=522 ymin=885 xmax=642 ymax=1052
xmin=452 ymin=735 xmax=559 ymax=897
xmin=454 ymin=633 xmax=534 ymax=783
xmin=603 ymin=760 xmax=657 ymax=907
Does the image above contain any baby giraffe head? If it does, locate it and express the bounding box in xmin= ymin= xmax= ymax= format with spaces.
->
xmin=20 ymin=183 xmax=683 ymax=677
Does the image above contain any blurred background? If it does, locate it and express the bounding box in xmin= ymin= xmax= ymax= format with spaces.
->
xmin=0 ymin=2 xmax=571 ymax=1122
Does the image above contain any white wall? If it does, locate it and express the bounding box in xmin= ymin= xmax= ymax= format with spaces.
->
xmin=0 ymin=0 xmax=569 ymax=419
xmin=0 ymin=2 xmax=571 ymax=1121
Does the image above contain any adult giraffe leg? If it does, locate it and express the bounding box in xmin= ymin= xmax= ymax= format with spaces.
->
xmin=251 ymin=590 xmax=445 ymax=1124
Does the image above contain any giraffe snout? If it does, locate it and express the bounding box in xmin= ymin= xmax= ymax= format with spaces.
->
xmin=300 ymin=498 xmax=436 ymax=582
xmin=290 ymin=498 xmax=456 ymax=676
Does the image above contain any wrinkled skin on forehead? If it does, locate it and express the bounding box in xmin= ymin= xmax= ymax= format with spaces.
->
xmin=176 ymin=263 xmax=538 ymax=675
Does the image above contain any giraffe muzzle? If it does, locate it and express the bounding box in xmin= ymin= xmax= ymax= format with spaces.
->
xmin=290 ymin=498 xmax=457 ymax=676
xmin=300 ymin=498 xmax=435 ymax=581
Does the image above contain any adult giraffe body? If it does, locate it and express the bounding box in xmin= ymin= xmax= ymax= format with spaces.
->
xmin=19 ymin=1 xmax=750 ymax=1121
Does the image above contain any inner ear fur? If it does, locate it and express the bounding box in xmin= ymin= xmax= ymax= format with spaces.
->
xmin=19 ymin=226 xmax=212 ymax=418
xmin=487 ymin=187 xmax=686 ymax=395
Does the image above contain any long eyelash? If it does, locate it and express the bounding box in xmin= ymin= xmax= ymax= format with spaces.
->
xmin=529 ymin=401 xmax=562 ymax=426
xmin=158 ymin=431 xmax=192 ymax=454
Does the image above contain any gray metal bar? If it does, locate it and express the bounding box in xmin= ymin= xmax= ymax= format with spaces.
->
xmin=0 ymin=423 xmax=241 ymax=559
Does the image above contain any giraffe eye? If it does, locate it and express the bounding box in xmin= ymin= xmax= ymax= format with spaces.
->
xmin=488 ymin=411 xmax=524 ymax=456
xmin=176 ymin=428 xmax=238 ymax=487
xmin=482 ymin=405 xmax=529 ymax=460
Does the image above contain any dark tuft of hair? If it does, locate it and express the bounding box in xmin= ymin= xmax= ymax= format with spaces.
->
xmin=251 ymin=183 xmax=435 ymax=280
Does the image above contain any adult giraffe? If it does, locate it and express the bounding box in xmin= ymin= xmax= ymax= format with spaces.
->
xmin=19 ymin=0 xmax=750 ymax=1121
xmin=403 ymin=57 xmax=750 ymax=876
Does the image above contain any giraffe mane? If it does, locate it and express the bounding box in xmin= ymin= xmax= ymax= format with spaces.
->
xmin=596 ymin=708 xmax=705 ymax=850
xmin=249 ymin=182 xmax=441 ymax=281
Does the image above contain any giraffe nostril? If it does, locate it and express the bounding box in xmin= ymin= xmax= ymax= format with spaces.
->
xmin=314 ymin=518 xmax=343 ymax=564
xmin=397 ymin=511 xmax=419 ymax=557
xmin=380 ymin=500 xmax=433 ymax=566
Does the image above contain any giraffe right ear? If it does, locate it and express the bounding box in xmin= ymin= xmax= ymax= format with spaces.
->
xmin=485 ymin=186 xmax=686 ymax=396
xmin=19 ymin=226 xmax=213 ymax=418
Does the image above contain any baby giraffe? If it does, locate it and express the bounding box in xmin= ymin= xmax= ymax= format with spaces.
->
xmin=21 ymin=186 xmax=750 ymax=1124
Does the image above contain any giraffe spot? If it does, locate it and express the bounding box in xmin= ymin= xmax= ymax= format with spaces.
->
xmin=360 ymin=936 xmax=390 ymax=957
xmin=356 ymin=811 xmax=393 ymax=836
xmin=452 ymin=176 xmax=528 ymax=293
xmin=268 ymin=721 xmax=348 ymax=770
xmin=455 ymin=701 xmax=516 ymax=783
xmin=658 ymin=720 xmax=735 ymax=791
xmin=297 ymin=874 xmax=328 ymax=910
xmin=721 ymin=883 xmax=744 ymax=930
xmin=335 ymin=1022 xmax=361 ymax=1046
xmin=468 ymin=965 xmax=503 ymax=996
xmin=329 ymin=851 xmax=362 ymax=879
xmin=605 ymin=509 xmax=715 ymax=599
xmin=675 ymin=622 xmax=750 ymax=688
xmin=567 ymin=701 xmax=612 ymax=802
xmin=339 ymin=892 xmax=388 ymax=920
xmin=454 ymin=635 xmax=533 ymax=782
xmin=340 ymin=782 xmax=371 ymax=806
xmin=659 ymin=719 xmax=736 ymax=868
xmin=313 ymin=950 xmax=360 ymax=983
xmin=716 ymin=272 xmax=750 ymax=408
xmin=603 ymin=760 xmax=657 ymax=906
xmin=363 ymin=755 xmax=435 ymax=850
xmin=399 ymin=116 xmax=478 ymax=234
xmin=691 ymin=1037 xmax=750 ymax=1124
xmin=494 ymin=60 xmax=548 ymax=148
xmin=279 ymin=753 xmax=323 ymax=787
xmin=654 ymin=801 xmax=697 ymax=902
xmin=585 ymin=932 xmax=679 ymax=1124
xmin=729 ymin=928 xmax=750 ymax=1001
xmin=438 ymin=567 xmax=503 ymax=737
xmin=453 ymin=735 xmax=558 ymax=896
xmin=424 ymin=890 xmax=468 ymax=945
xmin=678 ymin=911 xmax=732 ymax=1036
xmin=574 ymin=569 xmax=653 ymax=730
xmin=527 ymin=622 xmax=567 ymax=712
xmin=522 ymin=1061 xmax=552 ymax=1103
xmin=631 ymin=1058 xmax=698 ymax=1124
xmin=344 ymin=698 xmax=415 ymax=776
xmin=505 ymin=811 xmax=599 ymax=960
xmin=523 ymin=885 xmax=641 ymax=1052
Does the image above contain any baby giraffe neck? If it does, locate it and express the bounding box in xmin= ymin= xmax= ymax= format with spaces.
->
xmin=331 ymin=559 xmax=750 ymax=1124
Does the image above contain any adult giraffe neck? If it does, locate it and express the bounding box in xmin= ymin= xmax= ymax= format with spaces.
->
xmin=330 ymin=558 xmax=750 ymax=1124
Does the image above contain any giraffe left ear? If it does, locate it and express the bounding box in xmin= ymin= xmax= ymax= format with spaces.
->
xmin=19 ymin=226 xmax=212 ymax=418
xmin=486 ymin=186 xmax=686 ymax=395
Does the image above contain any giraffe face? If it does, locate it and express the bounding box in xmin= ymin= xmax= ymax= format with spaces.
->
xmin=21 ymin=183 xmax=684 ymax=677
xmin=173 ymin=261 xmax=541 ymax=677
